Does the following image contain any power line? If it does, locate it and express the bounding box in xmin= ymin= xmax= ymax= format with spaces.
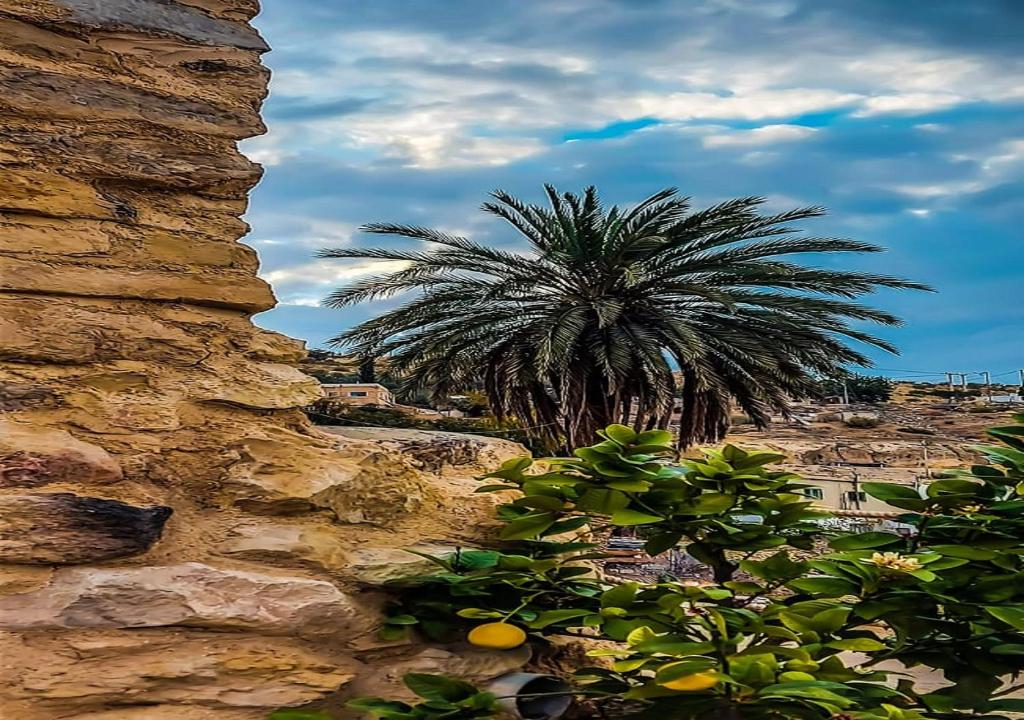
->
xmin=868 ymin=368 xmax=949 ymax=376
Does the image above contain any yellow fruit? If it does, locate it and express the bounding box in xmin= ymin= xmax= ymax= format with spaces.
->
xmin=467 ymin=622 xmax=527 ymax=650
xmin=658 ymin=670 xmax=719 ymax=692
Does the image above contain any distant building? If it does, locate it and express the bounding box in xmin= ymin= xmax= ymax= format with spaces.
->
xmin=801 ymin=476 xmax=916 ymax=515
xmin=320 ymin=383 xmax=394 ymax=406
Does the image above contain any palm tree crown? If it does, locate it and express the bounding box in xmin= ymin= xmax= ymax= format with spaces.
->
xmin=320 ymin=186 xmax=929 ymax=449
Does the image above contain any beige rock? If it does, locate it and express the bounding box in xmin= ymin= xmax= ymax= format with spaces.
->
xmin=0 ymin=255 xmax=276 ymax=312
xmin=140 ymin=226 xmax=260 ymax=268
xmin=218 ymin=521 xmax=350 ymax=573
xmin=0 ymin=66 xmax=263 ymax=138
xmin=225 ymin=426 xmax=433 ymax=524
xmin=61 ymin=383 xmax=184 ymax=434
xmin=0 ymin=563 xmax=367 ymax=637
xmin=0 ymin=214 xmax=111 ymax=256
xmin=61 ymin=708 xmax=262 ymax=720
xmin=1 ymin=630 xmax=357 ymax=709
xmin=192 ymin=361 xmax=323 ymax=409
xmin=0 ymin=419 xmax=122 ymax=487
xmin=346 ymin=544 xmax=456 ymax=585
xmin=323 ymin=426 xmax=527 ymax=474
xmin=0 ymin=168 xmax=115 ymax=218
xmin=0 ymin=297 xmax=307 ymax=365
xmin=0 ymin=566 xmax=53 ymax=595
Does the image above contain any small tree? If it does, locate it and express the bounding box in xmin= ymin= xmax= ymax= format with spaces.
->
xmin=819 ymin=373 xmax=894 ymax=404
xmin=281 ymin=414 xmax=1024 ymax=720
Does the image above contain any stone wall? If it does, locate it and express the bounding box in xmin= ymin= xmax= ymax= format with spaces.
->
xmin=0 ymin=3 xmax=526 ymax=717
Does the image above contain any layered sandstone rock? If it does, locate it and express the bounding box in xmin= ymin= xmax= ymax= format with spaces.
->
xmin=0 ymin=3 xmax=529 ymax=717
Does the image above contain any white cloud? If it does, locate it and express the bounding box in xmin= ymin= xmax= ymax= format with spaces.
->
xmin=261 ymin=259 xmax=411 ymax=289
xmin=885 ymin=138 xmax=1024 ymax=200
xmin=702 ymin=124 xmax=818 ymax=148
xmin=625 ymin=89 xmax=860 ymax=122
xmin=854 ymin=93 xmax=963 ymax=117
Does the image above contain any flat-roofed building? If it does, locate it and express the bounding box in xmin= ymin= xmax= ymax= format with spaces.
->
xmin=320 ymin=382 xmax=395 ymax=406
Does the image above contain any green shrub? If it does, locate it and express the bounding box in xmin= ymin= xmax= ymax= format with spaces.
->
xmin=818 ymin=374 xmax=894 ymax=404
xmin=844 ymin=415 xmax=881 ymax=428
xmin=318 ymin=415 xmax=1024 ymax=720
xmin=968 ymin=405 xmax=1001 ymax=414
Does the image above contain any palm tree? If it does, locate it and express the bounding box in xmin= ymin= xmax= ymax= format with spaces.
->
xmin=319 ymin=186 xmax=929 ymax=449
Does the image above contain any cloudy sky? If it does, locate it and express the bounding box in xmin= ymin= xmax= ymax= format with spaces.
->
xmin=243 ymin=0 xmax=1024 ymax=383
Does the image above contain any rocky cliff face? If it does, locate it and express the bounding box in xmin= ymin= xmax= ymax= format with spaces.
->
xmin=0 ymin=4 xmax=525 ymax=717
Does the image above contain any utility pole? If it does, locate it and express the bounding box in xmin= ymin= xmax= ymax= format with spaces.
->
xmin=851 ymin=468 xmax=862 ymax=511
xmin=920 ymin=440 xmax=930 ymax=487
xmin=981 ymin=371 xmax=992 ymax=403
xmin=946 ymin=372 xmax=955 ymax=405
xmin=842 ymin=379 xmax=850 ymax=406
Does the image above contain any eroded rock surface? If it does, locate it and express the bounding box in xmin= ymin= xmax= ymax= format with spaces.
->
xmin=0 ymin=2 xmax=532 ymax=717
xmin=1 ymin=630 xmax=358 ymax=710
xmin=0 ymin=563 xmax=366 ymax=636
xmin=0 ymin=420 xmax=122 ymax=488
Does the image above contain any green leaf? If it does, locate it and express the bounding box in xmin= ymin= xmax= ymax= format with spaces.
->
xmin=452 ymin=550 xmax=501 ymax=569
xmin=825 ymin=638 xmax=887 ymax=651
xmin=484 ymin=456 xmax=533 ymax=480
xmin=543 ymin=517 xmax=590 ymax=536
xmin=989 ymin=700 xmax=1024 ymax=712
xmin=644 ymin=531 xmax=683 ymax=556
xmin=733 ymin=451 xmax=788 ymax=469
xmin=990 ymin=644 xmax=1024 ymax=655
xmin=515 ymin=494 xmax=565 ymax=510
xmin=929 ymin=545 xmax=997 ymax=560
xmin=610 ymin=508 xmax=664 ymax=526
xmin=625 ymin=625 xmax=659 ymax=646
xmin=603 ymin=424 xmax=638 ymax=445
xmin=861 ymin=483 xmax=921 ymax=501
xmin=601 ymin=582 xmax=640 ymax=608
xmin=403 ymin=673 xmax=479 ymax=702
xmin=686 ymin=493 xmax=735 ymax=515
xmin=378 ymin=624 xmax=408 ymax=642
xmin=787 ymin=577 xmax=858 ymax=596
xmin=606 ymin=479 xmax=653 ymax=492
xmin=632 ymin=637 xmax=716 ymax=655
xmin=926 ymin=478 xmax=983 ymax=497
xmin=576 ymin=488 xmax=630 ymax=514
xmin=986 ymin=606 xmax=1024 ymax=630
xmin=499 ymin=511 xmax=556 ymax=540
xmin=636 ymin=429 xmax=674 ymax=446
xmin=456 ymin=608 xmax=503 ymax=620
xmin=385 ymin=614 xmax=420 ymax=625
xmin=271 ymin=711 xmax=335 ymax=720
xmin=593 ymin=460 xmax=636 ymax=478
xmin=525 ymin=609 xmax=593 ymax=629
xmin=829 ymin=532 xmax=902 ymax=550
xmin=811 ymin=607 xmax=851 ymax=633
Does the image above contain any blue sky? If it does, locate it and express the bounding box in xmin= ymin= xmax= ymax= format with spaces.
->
xmin=243 ymin=0 xmax=1024 ymax=384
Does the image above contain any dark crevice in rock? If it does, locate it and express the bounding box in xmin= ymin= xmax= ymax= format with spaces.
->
xmin=0 ymin=493 xmax=172 ymax=564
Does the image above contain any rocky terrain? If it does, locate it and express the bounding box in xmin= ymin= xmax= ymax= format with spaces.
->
xmin=727 ymin=400 xmax=1016 ymax=487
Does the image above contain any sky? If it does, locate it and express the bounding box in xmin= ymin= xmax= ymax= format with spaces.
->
xmin=242 ymin=0 xmax=1024 ymax=384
